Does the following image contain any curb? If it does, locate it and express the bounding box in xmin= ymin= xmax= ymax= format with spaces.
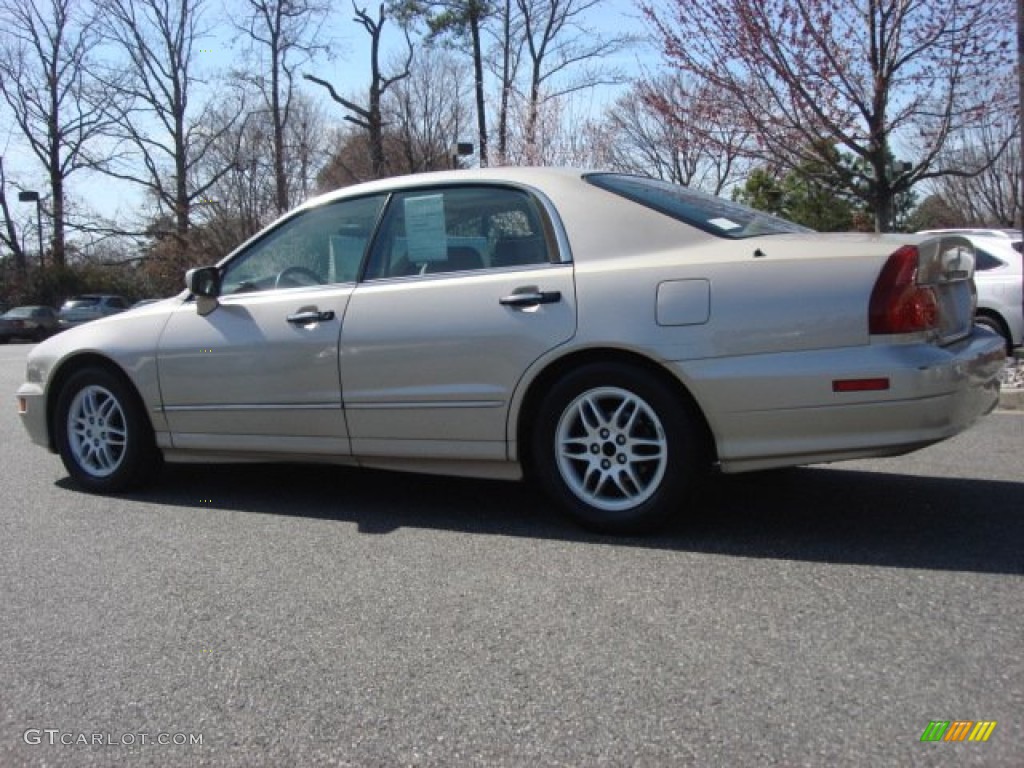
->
xmin=998 ymin=349 xmax=1024 ymax=410
xmin=1000 ymin=389 xmax=1024 ymax=410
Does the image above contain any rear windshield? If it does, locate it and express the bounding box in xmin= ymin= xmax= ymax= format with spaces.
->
xmin=585 ymin=173 xmax=812 ymax=239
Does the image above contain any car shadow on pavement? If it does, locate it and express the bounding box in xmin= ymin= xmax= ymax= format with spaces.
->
xmin=77 ymin=462 xmax=1024 ymax=576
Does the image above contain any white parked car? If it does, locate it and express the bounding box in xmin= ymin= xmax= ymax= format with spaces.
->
xmin=16 ymin=169 xmax=1005 ymax=532
xmin=918 ymin=229 xmax=1022 ymax=353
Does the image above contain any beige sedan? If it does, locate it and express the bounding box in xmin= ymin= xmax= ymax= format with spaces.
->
xmin=16 ymin=168 xmax=1005 ymax=532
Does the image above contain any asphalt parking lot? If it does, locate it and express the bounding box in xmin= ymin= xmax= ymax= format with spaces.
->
xmin=0 ymin=343 xmax=1021 ymax=767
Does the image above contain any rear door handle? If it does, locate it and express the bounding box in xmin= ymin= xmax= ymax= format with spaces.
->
xmin=287 ymin=309 xmax=335 ymax=325
xmin=499 ymin=290 xmax=561 ymax=308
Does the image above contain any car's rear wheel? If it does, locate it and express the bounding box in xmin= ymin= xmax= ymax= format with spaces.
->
xmin=55 ymin=367 xmax=161 ymax=492
xmin=974 ymin=314 xmax=1011 ymax=356
xmin=532 ymin=363 xmax=708 ymax=534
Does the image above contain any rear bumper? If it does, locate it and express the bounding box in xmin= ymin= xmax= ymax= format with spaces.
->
xmin=674 ymin=331 xmax=1005 ymax=473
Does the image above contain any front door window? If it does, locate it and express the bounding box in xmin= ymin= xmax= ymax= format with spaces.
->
xmin=221 ymin=195 xmax=387 ymax=294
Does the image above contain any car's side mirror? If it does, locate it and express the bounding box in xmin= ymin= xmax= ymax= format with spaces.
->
xmin=186 ymin=267 xmax=221 ymax=317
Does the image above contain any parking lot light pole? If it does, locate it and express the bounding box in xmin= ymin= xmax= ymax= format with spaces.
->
xmin=450 ymin=142 xmax=474 ymax=169
xmin=17 ymin=190 xmax=43 ymax=269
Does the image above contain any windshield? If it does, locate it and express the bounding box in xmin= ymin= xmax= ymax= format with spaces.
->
xmin=3 ymin=307 xmax=36 ymax=318
xmin=585 ymin=173 xmax=813 ymax=239
xmin=62 ymin=298 xmax=100 ymax=309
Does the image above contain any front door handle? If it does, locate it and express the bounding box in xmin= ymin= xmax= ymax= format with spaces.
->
xmin=499 ymin=290 xmax=562 ymax=308
xmin=287 ymin=309 xmax=335 ymax=325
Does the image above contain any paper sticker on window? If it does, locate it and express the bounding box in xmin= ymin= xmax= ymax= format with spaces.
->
xmin=708 ymin=217 xmax=741 ymax=231
xmin=404 ymin=194 xmax=447 ymax=262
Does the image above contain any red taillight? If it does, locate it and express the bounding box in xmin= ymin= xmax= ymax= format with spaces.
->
xmin=868 ymin=245 xmax=938 ymax=334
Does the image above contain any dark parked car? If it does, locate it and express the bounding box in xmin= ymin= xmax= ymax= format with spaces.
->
xmin=0 ymin=305 xmax=60 ymax=343
xmin=58 ymin=295 xmax=128 ymax=329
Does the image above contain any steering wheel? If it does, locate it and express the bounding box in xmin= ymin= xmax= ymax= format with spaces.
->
xmin=274 ymin=266 xmax=324 ymax=289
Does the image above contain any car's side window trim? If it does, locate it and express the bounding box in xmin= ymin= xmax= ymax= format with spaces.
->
xmin=527 ymin=185 xmax=573 ymax=265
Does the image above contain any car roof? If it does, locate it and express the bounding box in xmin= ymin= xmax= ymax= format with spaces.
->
xmin=296 ymin=167 xmax=591 ymax=213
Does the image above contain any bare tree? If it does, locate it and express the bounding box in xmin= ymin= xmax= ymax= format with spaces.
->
xmin=304 ymin=3 xmax=412 ymax=180
xmin=642 ymin=0 xmax=1016 ymax=231
xmin=285 ymin=95 xmax=333 ymax=203
xmin=191 ymin=93 xmax=276 ymax=251
xmin=318 ymin=48 xmax=469 ymax=189
xmin=0 ymin=0 xmax=115 ymax=267
xmin=385 ymin=47 xmax=473 ymax=173
xmin=0 ymin=156 xmax=30 ymax=271
xmin=514 ymin=0 xmax=633 ymax=163
xmin=397 ymin=0 xmax=493 ymax=166
xmin=316 ymin=126 xmax=377 ymax=189
xmin=931 ymin=116 xmax=1021 ymax=227
xmin=489 ymin=0 xmax=523 ymax=164
xmin=192 ymin=87 xmax=330 ymax=253
xmin=499 ymin=90 xmax=587 ymax=165
xmin=233 ymin=0 xmax=330 ymax=215
xmin=595 ymin=75 xmax=752 ymax=195
xmin=1019 ymin=0 xmax=1024 ymax=240
xmin=97 ymin=0 xmax=242 ymax=242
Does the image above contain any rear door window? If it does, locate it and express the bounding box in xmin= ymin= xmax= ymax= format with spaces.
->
xmin=363 ymin=185 xmax=554 ymax=279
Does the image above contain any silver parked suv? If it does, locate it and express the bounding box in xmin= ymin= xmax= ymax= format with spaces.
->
xmin=58 ymin=294 xmax=129 ymax=329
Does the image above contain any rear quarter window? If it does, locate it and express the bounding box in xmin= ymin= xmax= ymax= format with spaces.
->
xmin=974 ymin=248 xmax=1006 ymax=271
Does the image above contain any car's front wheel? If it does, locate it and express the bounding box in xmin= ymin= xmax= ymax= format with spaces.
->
xmin=55 ymin=367 xmax=161 ymax=492
xmin=532 ymin=363 xmax=708 ymax=534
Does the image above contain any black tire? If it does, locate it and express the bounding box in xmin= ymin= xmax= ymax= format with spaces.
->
xmin=974 ymin=315 xmax=1011 ymax=356
xmin=531 ymin=362 xmax=709 ymax=534
xmin=54 ymin=366 xmax=162 ymax=492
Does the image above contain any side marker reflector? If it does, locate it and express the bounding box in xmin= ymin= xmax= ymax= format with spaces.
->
xmin=832 ymin=378 xmax=891 ymax=393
